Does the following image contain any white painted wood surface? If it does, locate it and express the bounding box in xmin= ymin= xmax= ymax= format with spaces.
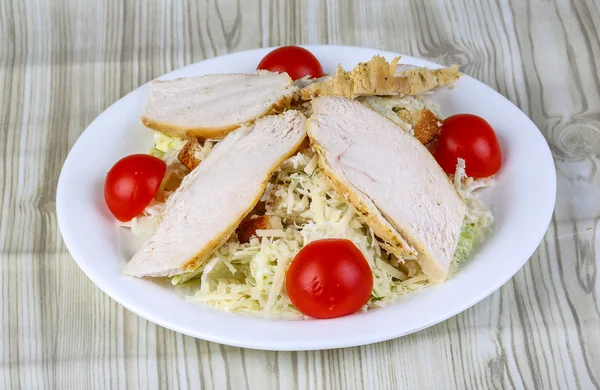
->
xmin=1 ymin=0 xmax=599 ymax=388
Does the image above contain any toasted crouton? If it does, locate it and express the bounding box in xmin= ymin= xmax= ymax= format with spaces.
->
xmin=397 ymin=107 xmax=443 ymax=152
xmin=177 ymin=138 xmax=204 ymax=170
xmin=237 ymin=215 xmax=283 ymax=243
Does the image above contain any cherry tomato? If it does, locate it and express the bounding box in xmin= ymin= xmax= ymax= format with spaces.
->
xmin=435 ymin=114 xmax=502 ymax=178
xmin=286 ymin=239 xmax=373 ymax=319
xmin=104 ymin=154 xmax=166 ymax=222
xmin=257 ymin=46 xmax=324 ymax=80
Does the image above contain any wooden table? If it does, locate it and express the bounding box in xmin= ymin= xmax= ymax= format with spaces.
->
xmin=1 ymin=0 xmax=599 ymax=388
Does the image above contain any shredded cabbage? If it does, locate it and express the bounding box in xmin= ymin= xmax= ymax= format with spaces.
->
xmin=116 ymin=199 xmax=166 ymax=241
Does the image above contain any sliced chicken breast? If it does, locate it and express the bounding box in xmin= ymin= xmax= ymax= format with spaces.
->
xmin=125 ymin=111 xmax=307 ymax=277
xmin=300 ymin=56 xmax=460 ymax=100
xmin=142 ymin=73 xmax=297 ymax=139
xmin=307 ymin=97 xmax=466 ymax=283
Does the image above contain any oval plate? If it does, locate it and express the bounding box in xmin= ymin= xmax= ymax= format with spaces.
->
xmin=57 ymin=46 xmax=556 ymax=351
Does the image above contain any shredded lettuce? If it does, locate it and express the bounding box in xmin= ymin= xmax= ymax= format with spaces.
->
xmin=149 ymin=131 xmax=187 ymax=158
xmin=451 ymin=158 xmax=494 ymax=266
xmin=453 ymin=222 xmax=479 ymax=264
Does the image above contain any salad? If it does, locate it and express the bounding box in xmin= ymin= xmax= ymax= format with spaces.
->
xmin=104 ymin=46 xmax=500 ymax=319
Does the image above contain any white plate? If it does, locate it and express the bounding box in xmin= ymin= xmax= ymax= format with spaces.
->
xmin=57 ymin=46 xmax=556 ymax=351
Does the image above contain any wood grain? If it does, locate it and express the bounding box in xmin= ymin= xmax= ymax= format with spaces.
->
xmin=1 ymin=0 xmax=599 ymax=389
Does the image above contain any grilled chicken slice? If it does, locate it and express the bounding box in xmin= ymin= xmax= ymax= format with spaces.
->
xmin=142 ymin=73 xmax=297 ymax=139
xmin=300 ymin=56 xmax=460 ymax=100
xmin=124 ymin=111 xmax=307 ymax=277
xmin=306 ymin=97 xmax=466 ymax=283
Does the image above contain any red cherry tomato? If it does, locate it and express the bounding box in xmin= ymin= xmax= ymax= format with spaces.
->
xmin=104 ymin=154 xmax=166 ymax=222
xmin=435 ymin=114 xmax=502 ymax=178
xmin=286 ymin=239 xmax=373 ymax=319
xmin=257 ymin=46 xmax=324 ymax=80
